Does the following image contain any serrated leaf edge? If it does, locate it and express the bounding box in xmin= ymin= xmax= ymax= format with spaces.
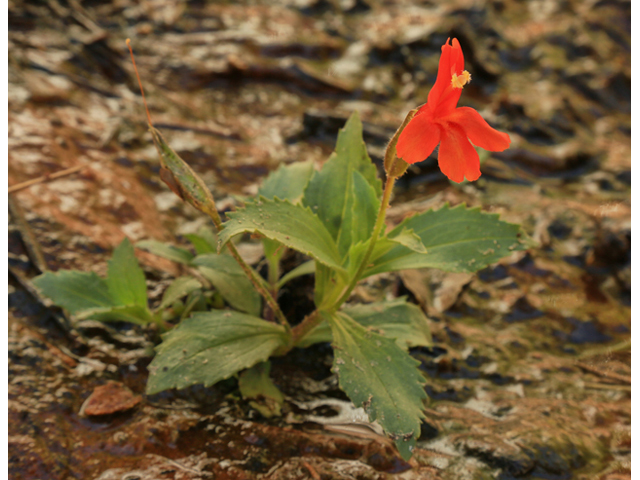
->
xmin=328 ymin=312 xmax=427 ymax=425
xmin=148 ymin=332 xmax=286 ymax=394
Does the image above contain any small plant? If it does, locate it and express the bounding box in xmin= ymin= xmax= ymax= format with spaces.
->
xmin=33 ymin=38 xmax=528 ymax=459
xmin=33 ymin=238 xmax=160 ymax=327
xmin=33 ymin=229 xmax=262 ymax=329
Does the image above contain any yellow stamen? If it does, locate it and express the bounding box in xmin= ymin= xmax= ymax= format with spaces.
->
xmin=451 ymin=70 xmax=472 ymax=89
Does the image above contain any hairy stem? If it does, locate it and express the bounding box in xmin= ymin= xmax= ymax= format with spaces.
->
xmin=286 ymin=310 xmax=321 ymax=350
xmin=268 ymin=255 xmax=280 ymax=297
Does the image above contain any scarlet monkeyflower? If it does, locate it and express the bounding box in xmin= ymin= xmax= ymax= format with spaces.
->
xmin=396 ymin=38 xmax=510 ymax=183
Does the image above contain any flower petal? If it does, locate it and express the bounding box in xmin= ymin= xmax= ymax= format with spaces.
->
xmin=449 ymin=38 xmax=464 ymax=74
xmin=396 ymin=111 xmax=441 ymax=165
xmin=448 ymin=107 xmax=511 ymax=152
xmin=437 ymin=124 xmax=481 ymax=183
xmin=427 ymin=38 xmax=464 ymax=117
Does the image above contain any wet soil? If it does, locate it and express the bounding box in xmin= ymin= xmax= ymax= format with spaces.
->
xmin=8 ymin=0 xmax=630 ymax=479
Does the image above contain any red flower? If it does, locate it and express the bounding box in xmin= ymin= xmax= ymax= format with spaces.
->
xmin=396 ymin=38 xmax=510 ymax=183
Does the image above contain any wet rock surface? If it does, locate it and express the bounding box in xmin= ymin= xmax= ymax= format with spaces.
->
xmin=8 ymin=0 xmax=630 ymax=478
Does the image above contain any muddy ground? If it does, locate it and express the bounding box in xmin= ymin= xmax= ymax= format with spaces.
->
xmin=8 ymin=0 xmax=630 ymax=479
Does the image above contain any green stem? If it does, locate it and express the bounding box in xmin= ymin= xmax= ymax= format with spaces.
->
xmin=328 ymin=160 xmax=398 ymax=312
xmin=289 ymin=310 xmax=321 ymax=348
xmin=267 ymin=254 xmax=280 ymax=297
xmin=152 ymin=312 xmax=171 ymax=332
xmin=203 ymin=204 xmax=291 ymax=336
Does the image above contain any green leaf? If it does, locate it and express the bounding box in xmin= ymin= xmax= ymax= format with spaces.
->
xmin=185 ymin=234 xmax=216 ymax=255
xmin=192 ymin=254 xmax=262 ymax=316
xmin=263 ymin=238 xmax=285 ymax=269
xmin=326 ymin=311 xmax=427 ymax=460
xmin=297 ymin=298 xmax=431 ymax=349
xmin=367 ymin=204 xmax=529 ymax=276
xmin=137 ymin=240 xmax=194 ymax=265
xmin=259 ymin=160 xmax=315 ymax=204
xmin=179 ymin=290 xmax=209 ymax=321
xmin=387 ymin=227 xmax=427 ymax=254
xmin=77 ymin=305 xmax=154 ymax=325
xmin=276 ymin=260 xmax=315 ymax=289
xmin=313 ymin=261 xmax=348 ymax=309
xmin=106 ymin=238 xmax=148 ymax=308
xmin=337 ymin=171 xmax=380 ymax=257
xmin=346 ymin=240 xmax=369 ymax=278
xmin=196 ymin=225 xmax=219 ymax=250
xmin=185 ymin=225 xmax=219 ymax=255
xmin=219 ymin=198 xmax=344 ymax=272
xmin=33 ymin=262 xmax=155 ymax=325
xmin=32 ymin=270 xmax=115 ymax=315
xmin=146 ymin=311 xmax=288 ymax=395
xmin=159 ymin=276 xmax=203 ymax=309
xmin=238 ymin=361 xmax=284 ymax=417
xmin=343 ymin=299 xmax=431 ymax=349
xmin=303 ymin=112 xmax=382 ymax=246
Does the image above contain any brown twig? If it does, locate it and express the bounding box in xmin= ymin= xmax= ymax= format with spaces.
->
xmin=575 ymin=362 xmax=631 ymax=385
xmin=301 ymin=461 xmax=321 ymax=480
xmin=8 ymin=165 xmax=85 ymax=194
xmin=12 ymin=318 xmax=78 ymax=368
xmin=146 ymin=454 xmax=213 ymax=477
xmin=8 ymin=196 xmax=49 ymax=273
xmin=583 ymin=382 xmax=631 ymax=392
